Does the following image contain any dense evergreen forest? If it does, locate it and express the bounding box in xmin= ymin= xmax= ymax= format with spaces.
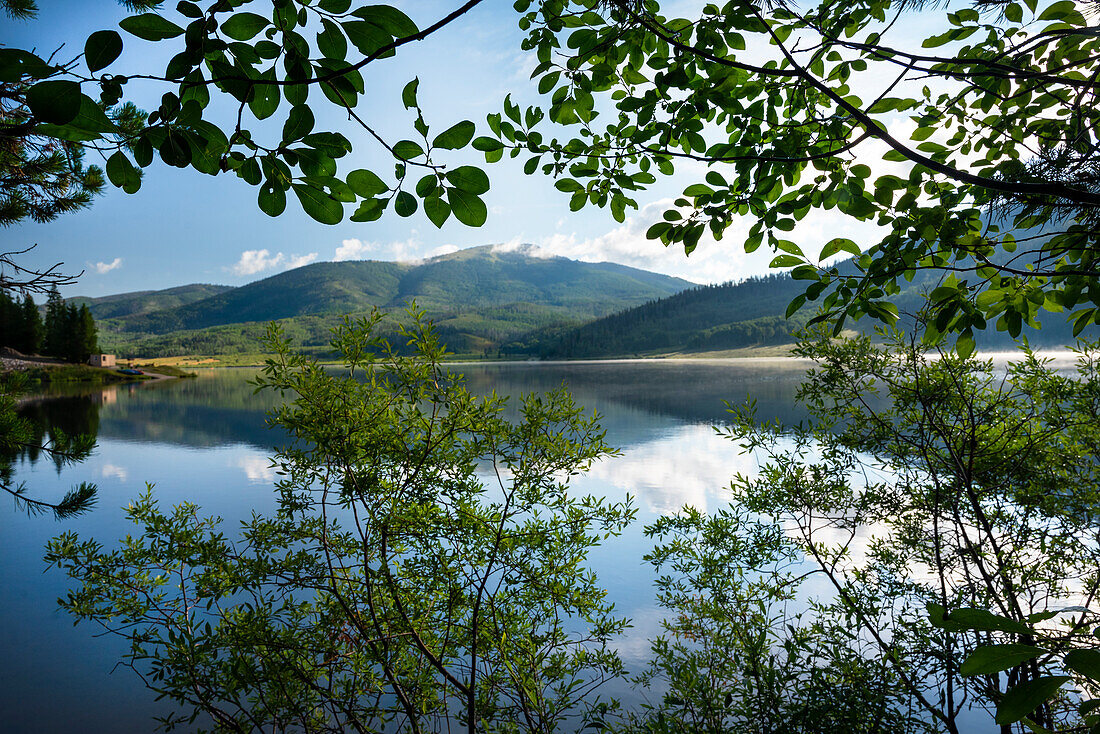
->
xmin=0 ymin=288 xmax=99 ymax=363
xmin=520 ymin=274 xmax=810 ymax=358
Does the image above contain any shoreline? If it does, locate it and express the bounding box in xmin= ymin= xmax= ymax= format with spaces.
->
xmin=121 ymin=343 xmax=1086 ymax=369
xmin=1 ymin=356 xmax=190 ymax=384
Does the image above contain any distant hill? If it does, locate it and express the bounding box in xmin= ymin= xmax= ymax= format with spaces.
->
xmin=93 ymin=245 xmax=694 ymax=357
xmin=86 ymin=243 xmax=1083 ymax=360
xmin=523 ymin=266 xmax=1081 ymax=359
xmin=70 ymin=284 xmax=233 ymax=319
xmin=521 ymin=274 xmax=809 ymax=358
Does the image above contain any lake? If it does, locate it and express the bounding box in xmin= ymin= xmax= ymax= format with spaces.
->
xmin=0 ymin=360 xmax=814 ymax=732
xmin=5 ymin=354 xmax=1058 ymax=732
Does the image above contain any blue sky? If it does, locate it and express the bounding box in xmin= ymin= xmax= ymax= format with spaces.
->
xmin=3 ymin=0 xmax=897 ymax=298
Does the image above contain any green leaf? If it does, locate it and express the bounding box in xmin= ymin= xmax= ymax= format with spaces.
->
xmin=352 ymin=5 xmax=417 ymax=37
xmin=237 ymin=158 xmax=262 ymax=185
xmin=85 ymin=31 xmax=123 ymax=72
xmin=996 ymin=677 xmax=1070 ymax=725
xmin=350 ymin=197 xmax=385 ymax=222
xmin=415 ymin=174 xmax=438 ymax=198
xmin=159 ymin=129 xmax=191 ymax=167
xmin=0 ymin=49 xmax=53 ymax=82
xmin=424 ymin=195 xmax=449 ymax=228
xmin=293 ymin=183 xmax=343 ymax=224
xmin=684 ymin=183 xmax=714 ymax=197
xmin=394 ymin=191 xmax=417 ymax=217
xmin=1038 ymin=0 xmax=1075 ymax=20
xmin=447 ymin=187 xmax=487 ymax=226
xmin=220 ymin=12 xmax=270 ymax=41
xmin=33 ymin=122 xmax=99 ymax=142
xmin=927 ymin=604 xmax=1034 ymax=634
xmin=446 ymin=166 xmax=489 ymax=195
xmin=283 ymin=105 xmax=315 ymax=143
xmin=318 ymin=20 xmax=348 ymax=60
xmin=26 ymin=80 xmax=81 ymax=125
xmin=433 ymin=121 xmax=475 ymax=150
xmin=786 ymin=294 xmax=807 ymax=318
xmin=401 ymin=77 xmax=419 ymax=109
xmin=1065 ymin=650 xmax=1100 ymax=681
xmin=176 ymin=2 xmax=203 ymax=19
xmin=646 ymin=221 xmax=671 ymax=240
xmin=347 ymin=169 xmax=388 ymax=197
xmin=472 ymin=136 xmax=503 ymax=152
xmin=248 ymin=75 xmax=280 ymax=120
xmin=119 ymin=14 xmax=184 ymax=42
xmin=392 ymin=140 xmax=423 ymax=160
xmin=955 ymin=331 xmax=975 ymax=358
xmin=106 ymin=152 xmax=142 ymax=194
xmin=960 ymin=645 xmax=1044 ymax=676
xmin=132 ymin=135 xmax=154 ymax=166
xmin=819 ymin=238 xmax=861 ymax=260
xmin=258 ymin=181 xmax=287 ymax=217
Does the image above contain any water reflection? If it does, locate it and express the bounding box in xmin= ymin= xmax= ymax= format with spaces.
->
xmin=1 ymin=359 xmax=810 ymax=734
xmin=7 ymin=393 xmax=102 ymax=471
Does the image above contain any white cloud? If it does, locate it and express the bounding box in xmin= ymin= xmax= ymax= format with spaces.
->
xmin=230 ymin=249 xmax=317 ymax=277
xmin=236 ymin=455 xmax=276 ymax=484
xmin=494 ymin=200 xmax=767 ymax=284
xmin=510 ymin=191 xmax=889 ymax=284
xmin=334 ymin=238 xmax=374 ymax=261
xmin=100 ymin=463 xmax=128 ymax=481
xmin=94 ymin=257 xmax=122 ymax=274
xmin=286 ymin=252 xmax=319 ymax=269
xmin=334 ymin=236 xmax=426 ymax=263
xmin=232 ymin=249 xmax=283 ymax=275
xmin=588 ymin=424 xmax=755 ymax=515
xmin=428 ymin=244 xmax=459 ymax=258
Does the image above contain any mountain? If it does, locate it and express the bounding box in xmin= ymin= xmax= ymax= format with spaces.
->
xmin=70 ymin=284 xmax=233 ymax=319
xmin=524 ymin=266 xmax=1082 ymax=359
xmin=92 ymin=245 xmax=694 ymax=357
xmin=522 ymin=273 xmax=809 ymax=358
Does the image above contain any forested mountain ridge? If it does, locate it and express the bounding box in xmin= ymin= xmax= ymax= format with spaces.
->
xmin=85 ymin=246 xmax=695 ymax=356
xmin=93 ymin=245 xmax=692 ymax=336
xmin=522 ymin=265 xmax=1082 ymax=359
xmin=519 ymin=273 xmax=809 ymax=358
xmin=69 ymin=284 xmax=234 ymax=320
xmin=80 ymin=247 xmax=1082 ymax=360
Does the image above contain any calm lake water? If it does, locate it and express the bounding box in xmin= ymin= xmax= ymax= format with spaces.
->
xmin=22 ymin=355 xmax=1064 ymax=731
xmin=1 ymin=360 xmax=814 ymax=733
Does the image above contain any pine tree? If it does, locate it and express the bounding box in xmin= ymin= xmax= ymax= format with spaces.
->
xmin=77 ymin=304 xmax=97 ymax=362
xmin=0 ymin=290 xmax=18 ymax=349
xmin=61 ymin=304 xmax=80 ymax=363
xmin=17 ymin=294 xmax=42 ymax=354
xmin=43 ymin=286 xmax=64 ymax=358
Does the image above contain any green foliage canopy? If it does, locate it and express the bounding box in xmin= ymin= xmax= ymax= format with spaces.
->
xmin=7 ymin=0 xmax=1100 ymax=339
xmin=487 ymin=0 xmax=1100 ymax=344
xmin=640 ymin=330 xmax=1100 ymax=732
xmin=3 ymin=0 xmax=1094 ymax=337
xmin=0 ymin=0 xmax=496 ymax=234
xmin=46 ymin=310 xmax=635 ymax=732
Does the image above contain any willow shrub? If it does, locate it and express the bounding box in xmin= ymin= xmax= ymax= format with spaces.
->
xmin=46 ymin=311 xmax=634 ymax=733
xmin=623 ymin=332 xmax=1100 ymax=734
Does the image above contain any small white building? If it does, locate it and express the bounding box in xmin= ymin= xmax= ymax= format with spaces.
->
xmin=89 ymin=354 xmax=116 ymax=368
